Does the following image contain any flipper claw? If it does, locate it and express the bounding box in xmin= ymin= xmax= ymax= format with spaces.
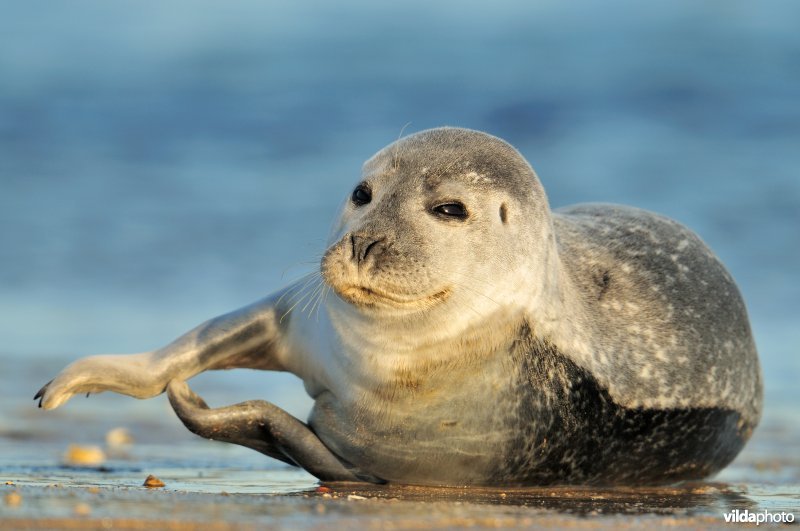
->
xmin=34 ymin=380 xmax=53 ymax=408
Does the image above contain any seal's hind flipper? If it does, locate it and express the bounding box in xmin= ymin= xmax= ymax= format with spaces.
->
xmin=166 ymin=380 xmax=380 ymax=483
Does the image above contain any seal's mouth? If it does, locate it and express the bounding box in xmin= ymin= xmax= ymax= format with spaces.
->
xmin=336 ymin=284 xmax=451 ymax=309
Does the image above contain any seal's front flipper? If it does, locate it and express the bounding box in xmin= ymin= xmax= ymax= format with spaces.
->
xmin=166 ymin=380 xmax=381 ymax=483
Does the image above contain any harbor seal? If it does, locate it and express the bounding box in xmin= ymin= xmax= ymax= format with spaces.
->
xmin=35 ymin=127 xmax=762 ymax=486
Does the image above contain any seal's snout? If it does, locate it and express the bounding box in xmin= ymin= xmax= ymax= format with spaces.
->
xmin=350 ymin=233 xmax=387 ymax=265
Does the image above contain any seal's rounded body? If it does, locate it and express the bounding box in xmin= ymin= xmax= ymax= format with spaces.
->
xmin=36 ymin=127 xmax=761 ymax=486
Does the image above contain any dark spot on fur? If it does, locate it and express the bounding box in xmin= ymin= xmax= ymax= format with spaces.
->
xmin=500 ymin=203 xmax=508 ymax=224
xmin=596 ymin=270 xmax=611 ymax=300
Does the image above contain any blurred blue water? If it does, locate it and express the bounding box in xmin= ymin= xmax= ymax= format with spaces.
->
xmin=1 ymin=1 xmax=798 ymax=436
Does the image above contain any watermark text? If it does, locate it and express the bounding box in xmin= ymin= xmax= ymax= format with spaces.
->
xmin=724 ymin=509 xmax=794 ymax=525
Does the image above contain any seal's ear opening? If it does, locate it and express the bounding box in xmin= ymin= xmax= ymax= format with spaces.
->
xmin=500 ymin=203 xmax=508 ymax=224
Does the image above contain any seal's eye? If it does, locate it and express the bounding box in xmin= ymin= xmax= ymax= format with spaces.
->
xmin=433 ymin=202 xmax=468 ymax=220
xmin=351 ymin=184 xmax=372 ymax=206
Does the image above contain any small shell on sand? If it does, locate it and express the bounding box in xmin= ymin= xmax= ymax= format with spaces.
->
xmin=143 ymin=474 xmax=166 ymax=488
xmin=63 ymin=445 xmax=106 ymax=466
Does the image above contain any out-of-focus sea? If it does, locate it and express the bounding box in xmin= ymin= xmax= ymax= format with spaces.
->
xmin=0 ymin=0 xmax=798 ymax=511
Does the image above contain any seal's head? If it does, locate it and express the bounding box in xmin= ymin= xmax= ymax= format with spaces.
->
xmin=321 ymin=127 xmax=558 ymax=330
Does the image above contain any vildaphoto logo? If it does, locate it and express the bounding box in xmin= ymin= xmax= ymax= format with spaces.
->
xmin=723 ymin=509 xmax=795 ymax=525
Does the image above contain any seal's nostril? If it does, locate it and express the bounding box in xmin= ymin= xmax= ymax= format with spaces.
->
xmin=351 ymin=234 xmax=386 ymax=264
xmin=362 ymin=239 xmax=382 ymax=261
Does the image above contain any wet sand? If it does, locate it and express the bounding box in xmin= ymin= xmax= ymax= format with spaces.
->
xmin=2 ymin=480 xmax=797 ymax=530
xmin=0 ymin=483 xmax=762 ymax=530
xmin=1 ymin=481 xmax=792 ymax=530
xmin=2 ymin=418 xmax=798 ymax=530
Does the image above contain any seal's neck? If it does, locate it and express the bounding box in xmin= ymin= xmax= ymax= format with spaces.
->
xmin=328 ymin=301 xmax=523 ymax=385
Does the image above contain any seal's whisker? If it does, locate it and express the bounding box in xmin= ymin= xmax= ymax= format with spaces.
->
xmin=300 ymin=278 xmax=327 ymax=314
xmin=322 ymin=285 xmax=332 ymax=318
xmin=274 ymin=272 xmax=318 ymax=307
xmin=279 ymin=274 xmax=323 ymax=322
xmin=308 ymin=286 xmax=323 ymax=321
xmin=279 ymin=292 xmax=313 ymax=323
xmin=310 ymin=283 xmax=331 ymax=322
xmin=277 ymin=272 xmax=320 ymax=306
xmin=280 ymin=260 xmax=321 ymax=280
xmin=392 ymin=122 xmax=412 ymax=170
xmin=319 ymin=284 xmax=332 ymax=318
xmin=297 ymin=273 xmax=323 ymax=301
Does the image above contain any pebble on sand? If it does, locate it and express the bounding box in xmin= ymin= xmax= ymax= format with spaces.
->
xmin=143 ymin=474 xmax=166 ymax=488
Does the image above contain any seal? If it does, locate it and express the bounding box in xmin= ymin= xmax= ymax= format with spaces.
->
xmin=35 ymin=127 xmax=762 ymax=486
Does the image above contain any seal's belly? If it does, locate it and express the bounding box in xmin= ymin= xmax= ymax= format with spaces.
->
xmin=309 ymin=370 xmax=524 ymax=485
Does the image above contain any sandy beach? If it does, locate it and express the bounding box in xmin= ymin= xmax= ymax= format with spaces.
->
xmin=0 ymin=483 xmax=765 ymax=530
xmin=2 ymin=412 xmax=798 ymax=529
xmin=4 ymin=479 xmax=797 ymax=529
